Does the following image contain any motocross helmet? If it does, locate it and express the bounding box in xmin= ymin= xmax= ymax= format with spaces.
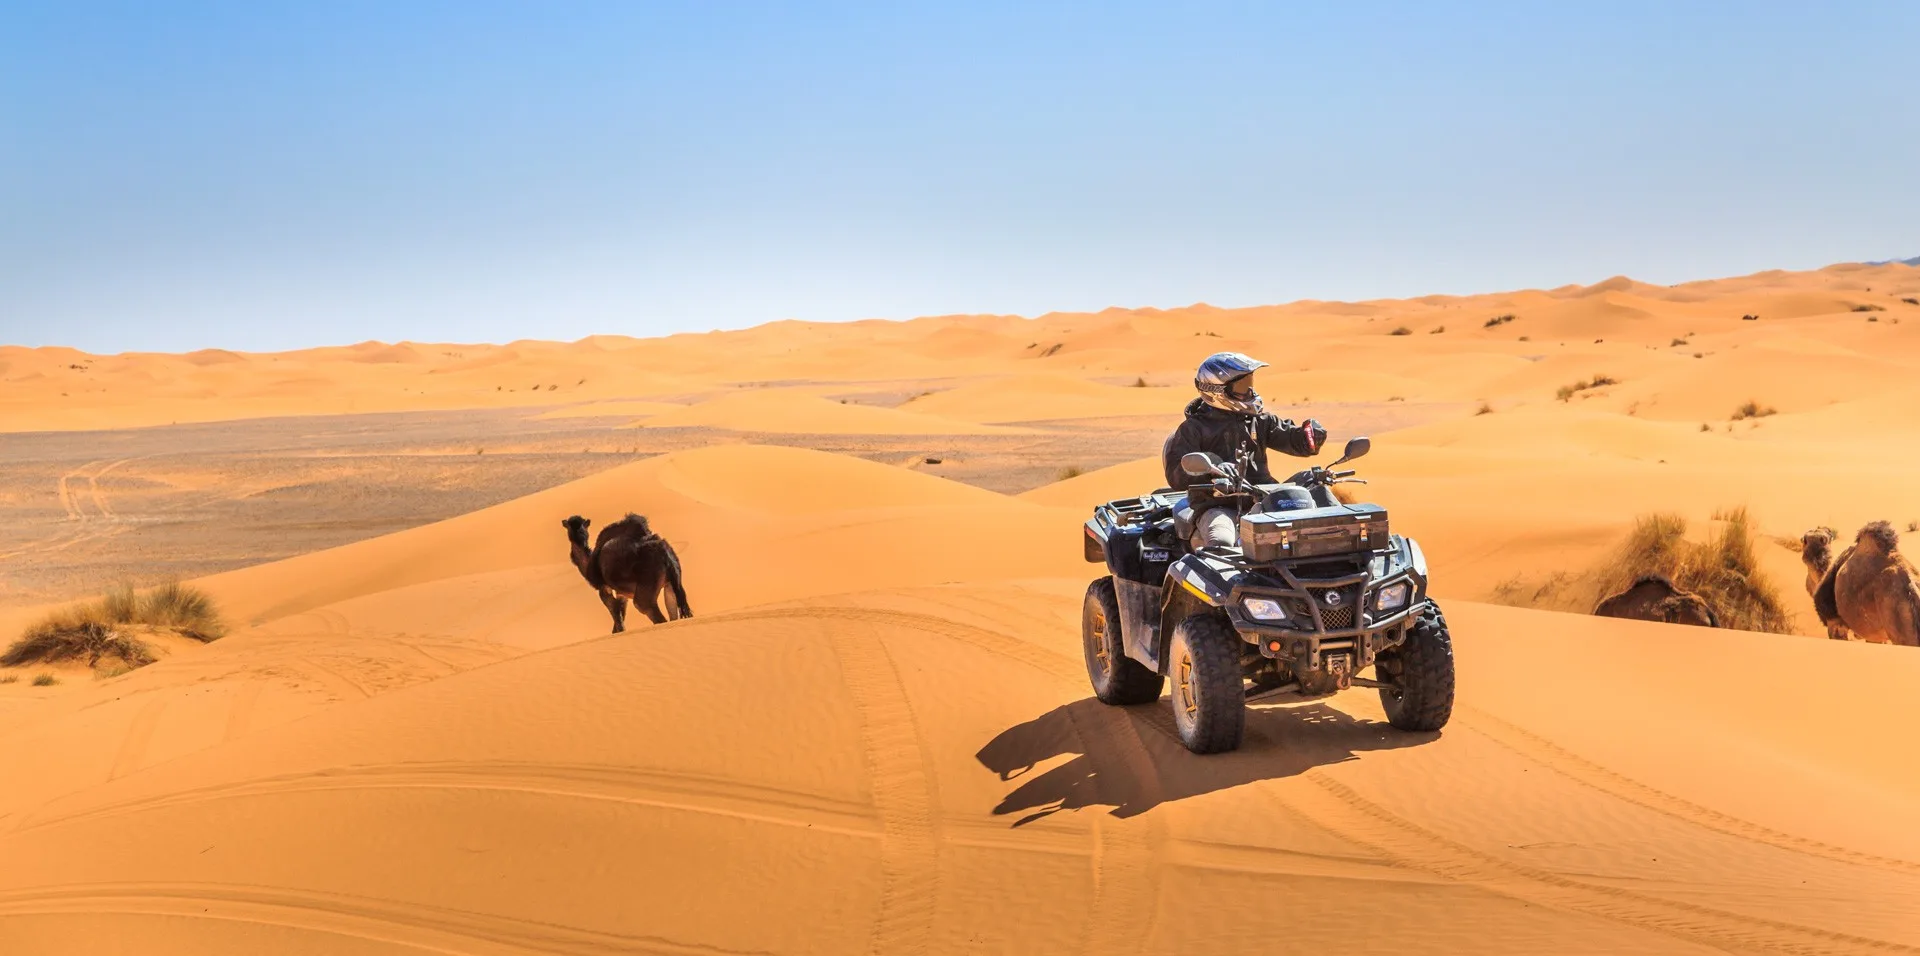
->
xmin=1194 ymin=351 xmax=1268 ymax=414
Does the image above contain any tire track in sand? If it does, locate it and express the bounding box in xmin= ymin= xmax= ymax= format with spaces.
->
xmin=1273 ymin=770 xmax=1920 ymax=956
xmin=1063 ymin=702 xmax=1168 ymax=956
xmin=822 ymin=617 xmax=943 ymax=956
xmin=1456 ymin=704 xmax=1920 ymax=876
xmin=0 ymin=881 xmax=773 ymax=956
xmin=107 ymin=697 xmax=168 ymax=782
xmin=17 ymin=761 xmax=881 ymax=839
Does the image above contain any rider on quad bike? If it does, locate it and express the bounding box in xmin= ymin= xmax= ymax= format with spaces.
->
xmin=1162 ymin=352 xmax=1328 ymax=550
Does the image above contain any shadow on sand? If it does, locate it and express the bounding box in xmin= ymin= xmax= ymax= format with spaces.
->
xmin=975 ymin=696 xmax=1434 ymax=827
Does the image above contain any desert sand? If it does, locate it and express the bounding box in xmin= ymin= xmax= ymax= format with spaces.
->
xmin=3 ymin=262 xmax=1920 ymax=954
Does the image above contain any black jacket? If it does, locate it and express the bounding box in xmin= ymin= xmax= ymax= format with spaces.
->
xmin=1161 ymin=398 xmax=1320 ymax=489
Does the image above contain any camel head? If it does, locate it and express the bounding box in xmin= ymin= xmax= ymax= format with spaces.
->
xmin=1801 ymin=526 xmax=1836 ymax=572
xmin=1857 ymin=520 xmax=1900 ymax=556
xmin=562 ymin=515 xmax=592 ymax=550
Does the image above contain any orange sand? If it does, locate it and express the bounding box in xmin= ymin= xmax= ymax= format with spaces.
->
xmin=4 ymin=261 xmax=1920 ymax=954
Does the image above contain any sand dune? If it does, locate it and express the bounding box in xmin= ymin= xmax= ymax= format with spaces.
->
xmin=6 ymin=260 xmax=1920 ymax=954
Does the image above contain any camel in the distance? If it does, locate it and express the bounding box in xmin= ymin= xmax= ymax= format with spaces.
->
xmin=562 ymin=513 xmax=692 ymax=633
xmin=1813 ymin=521 xmax=1920 ymax=647
xmin=1593 ymin=574 xmax=1718 ymax=628
xmin=1798 ymin=526 xmax=1849 ymax=639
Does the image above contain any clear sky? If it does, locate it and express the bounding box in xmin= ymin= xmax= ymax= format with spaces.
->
xmin=4 ymin=1 xmax=1916 ymax=353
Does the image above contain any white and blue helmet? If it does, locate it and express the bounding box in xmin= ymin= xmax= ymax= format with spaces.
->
xmin=1194 ymin=351 xmax=1268 ymax=414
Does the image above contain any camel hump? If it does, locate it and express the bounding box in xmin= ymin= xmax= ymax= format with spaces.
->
xmin=1859 ymin=521 xmax=1899 ymax=554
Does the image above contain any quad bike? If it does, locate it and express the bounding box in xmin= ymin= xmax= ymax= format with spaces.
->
xmin=1080 ymin=436 xmax=1455 ymax=754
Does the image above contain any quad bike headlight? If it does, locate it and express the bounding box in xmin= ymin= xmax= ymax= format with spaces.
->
xmin=1240 ymin=597 xmax=1289 ymax=621
xmin=1375 ymin=582 xmax=1411 ymax=612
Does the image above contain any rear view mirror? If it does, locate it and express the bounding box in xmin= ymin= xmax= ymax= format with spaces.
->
xmin=1330 ymin=436 xmax=1370 ymax=466
xmin=1180 ymin=451 xmax=1223 ymax=477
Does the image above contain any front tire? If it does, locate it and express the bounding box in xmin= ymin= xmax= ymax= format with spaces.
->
xmin=1083 ymin=578 xmax=1164 ymax=705
xmin=1378 ymin=601 xmax=1456 ymax=732
xmin=1167 ymin=613 xmax=1246 ymax=754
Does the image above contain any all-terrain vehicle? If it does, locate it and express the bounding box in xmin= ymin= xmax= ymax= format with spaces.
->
xmin=1080 ymin=436 xmax=1455 ymax=754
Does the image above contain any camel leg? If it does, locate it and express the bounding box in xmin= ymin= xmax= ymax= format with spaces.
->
xmin=634 ymin=586 xmax=669 ymax=626
xmin=599 ymin=588 xmax=627 ymax=633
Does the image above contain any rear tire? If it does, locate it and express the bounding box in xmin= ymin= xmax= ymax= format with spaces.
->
xmin=1083 ymin=578 xmax=1164 ymax=705
xmin=1167 ymin=613 xmax=1246 ymax=754
xmin=1379 ymin=601 xmax=1456 ymax=732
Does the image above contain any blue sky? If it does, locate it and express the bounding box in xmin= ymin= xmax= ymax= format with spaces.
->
xmin=3 ymin=1 xmax=1916 ymax=353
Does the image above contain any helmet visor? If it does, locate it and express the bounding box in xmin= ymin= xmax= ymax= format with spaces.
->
xmin=1226 ymin=374 xmax=1256 ymax=399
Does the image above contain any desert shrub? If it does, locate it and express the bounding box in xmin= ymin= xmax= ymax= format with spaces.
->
xmin=1389 ymin=327 xmax=1412 ymax=336
xmin=1131 ymin=377 xmax=1149 ymax=387
xmin=139 ymin=581 xmax=226 ymax=640
xmin=1699 ymin=423 xmax=1711 ymax=432
xmin=3 ymin=582 xmax=226 ymax=672
xmin=1908 ymin=520 xmax=1919 ymax=533
xmin=1057 ymin=466 xmax=1085 ymax=481
xmin=1484 ymin=314 xmax=1516 ymax=328
xmin=1518 ymin=336 xmax=1531 ymax=342
xmin=1903 ymin=298 xmax=1918 ymax=306
xmin=1741 ymin=314 xmax=1759 ymax=321
xmin=1852 ymin=304 xmax=1884 ymax=312
xmin=1671 ymin=337 xmax=1689 ymax=347
xmin=32 ymin=674 xmax=58 ymax=687
xmin=0 ymin=674 xmax=17 ymax=684
xmin=1477 ymin=402 xmax=1494 ymax=415
xmin=1556 ymin=375 xmax=1618 ymax=401
xmin=1868 ymin=316 xmax=1879 ymax=322
xmin=1593 ymin=509 xmax=1793 ymax=634
xmin=1429 ymin=325 xmax=1446 ymax=334
xmin=1731 ymin=400 xmax=1776 ymax=421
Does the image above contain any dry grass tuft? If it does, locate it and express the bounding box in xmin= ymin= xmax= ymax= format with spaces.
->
xmin=1908 ymin=520 xmax=1919 ymax=533
xmin=1852 ymin=304 xmax=1885 ymax=312
xmin=1429 ymin=325 xmax=1446 ymax=334
xmin=1484 ymin=314 xmax=1516 ymax=328
xmin=1476 ymin=402 xmax=1494 ymax=416
xmin=1131 ymin=376 xmax=1149 ymax=387
xmin=1389 ymin=327 xmax=1413 ymax=336
xmin=0 ymin=674 xmax=17 ymax=684
xmin=32 ymin=673 xmax=58 ymax=687
xmin=3 ymin=582 xmax=227 ymax=672
xmin=1056 ymin=465 xmax=1085 ymax=481
xmin=1592 ymin=509 xmax=1794 ymax=634
xmin=1556 ymin=375 xmax=1619 ymax=402
xmin=1731 ymin=400 xmax=1777 ymax=421
xmin=1903 ymin=297 xmax=1919 ymax=306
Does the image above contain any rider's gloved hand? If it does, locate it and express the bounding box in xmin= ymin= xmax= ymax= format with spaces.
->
xmin=1302 ymin=418 xmax=1327 ymax=454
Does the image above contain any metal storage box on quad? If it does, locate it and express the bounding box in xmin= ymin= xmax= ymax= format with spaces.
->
xmin=1080 ymin=437 xmax=1456 ymax=754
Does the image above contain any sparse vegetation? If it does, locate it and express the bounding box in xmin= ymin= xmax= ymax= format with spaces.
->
xmin=2 ymin=582 xmax=226 ymax=673
xmin=0 ymin=674 xmax=17 ymax=684
xmin=1131 ymin=376 xmax=1149 ymax=387
xmin=1598 ymin=509 xmax=1793 ymax=634
xmin=1389 ymin=327 xmax=1412 ymax=336
xmin=1903 ymin=298 xmax=1918 ymax=306
xmin=32 ymin=674 xmax=58 ymax=687
xmin=1495 ymin=510 xmax=1792 ymax=633
xmin=1671 ymin=338 xmax=1689 ymax=347
xmin=1868 ymin=316 xmax=1879 ymax=322
xmin=1556 ymin=375 xmax=1618 ymax=402
xmin=1700 ymin=423 xmax=1711 ymax=432
xmin=1852 ymin=304 xmax=1884 ymax=312
xmin=1429 ymin=325 xmax=1446 ymax=334
xmin=1731 ymin=400 xmax=1776 ymax=421
xmin=1741 ymin=314 xmax=1759 ymax=321
xmin=1484 ymin=314 xmax=1516 ymax=328
xmin=1908 ymin=520 xmax=1919 ymax=533
xmin=1518 ymin=336 xmax=1531 ymax=342
xmin=1038 ymin=343 xmax=1063 ymax=357
xmin=1476 ymin=402 xmax=1494 ymax=416
xmin=1056 ymin=466 xmax=1085 ymax=481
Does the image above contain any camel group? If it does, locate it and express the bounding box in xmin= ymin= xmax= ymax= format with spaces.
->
xmin=1801 ymin=522 xmax=1920 ymax=646
xmin=562 ymin=513 xmax=692 ymax=633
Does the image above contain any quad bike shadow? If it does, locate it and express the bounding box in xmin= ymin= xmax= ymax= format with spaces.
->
xmin=975 ymin=695 xmax=1433 ymax=828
